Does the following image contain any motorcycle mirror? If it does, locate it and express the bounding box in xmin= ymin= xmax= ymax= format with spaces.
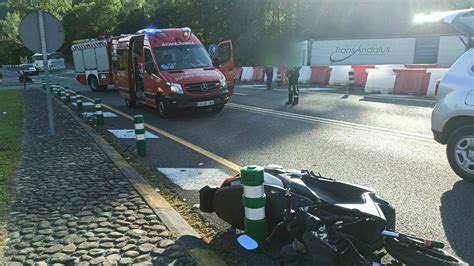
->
xmin=237 ymin=234 xmax=258 ymax=251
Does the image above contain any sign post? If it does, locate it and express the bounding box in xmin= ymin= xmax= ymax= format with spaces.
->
xmin=38 ymin=11 xmax=55 ymax=135
xmin=19 ymin=11 xmax=65 ymax=136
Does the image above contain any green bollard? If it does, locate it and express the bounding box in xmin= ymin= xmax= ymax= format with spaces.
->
xmin=65 ymin=87 xmax=70 ymax=102
xmin=95 ymin=99 xmax=104 ymax=125
xmin=241 ymin=165 xmax=267 ymax=243
xmin=348 ymin=68 xmax=355 ymax=91
xmin=134 ymin=115 xmax=146 ymax=157
xmin=76 ymin=91 xmax=83 ymax=110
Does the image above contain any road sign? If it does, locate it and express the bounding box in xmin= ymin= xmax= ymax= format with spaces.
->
xmin=20 ymin=56 xmax=28 ymax=64
xmin=18 ymin=11 xmax=64 ymax=135
xmin=208 ymin=44 xmax=219 ymax=58
xmin=19 ymin=12 xmax=64 ymax=54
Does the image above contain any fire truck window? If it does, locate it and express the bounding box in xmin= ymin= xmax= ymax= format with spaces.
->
xmin=144 ymin=49 xmax=156 ymax=74
xmin=218 ymin=43 xmax=231 ymax=66
xmin=154 ymin=45 xmax=212 ymax=71
xmin=115 ymin=50 xmax=128 ymax=71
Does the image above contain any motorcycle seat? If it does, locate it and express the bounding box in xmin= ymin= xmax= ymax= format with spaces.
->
xmin=275 ymin=172 xmax=386 ymax=220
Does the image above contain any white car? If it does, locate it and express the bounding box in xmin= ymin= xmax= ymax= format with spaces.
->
xmin=431 ymin=9 xmax=474 ymax=181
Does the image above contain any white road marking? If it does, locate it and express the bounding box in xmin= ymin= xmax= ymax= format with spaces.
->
xmin=49 ymin=75 xmax=75 ymax=80
xmin=108 ymin=129 xmax=159 ymax=139
xmin=300 ymin=87 xmax=337 ymax=91
xmin=157 ymin=167 xmax=230 ymax=190
xmin=233 ymin=92 xmax=248 ymax=96
xmin=227 ymin=103 xmax=434 ymax=143
xmin=72 ymin=102 xmax=94 ymax=106
xmin=82 ymin=111 xmax=118 ymax=117
xmin=364 ymin=94 xmax=436 ymax=104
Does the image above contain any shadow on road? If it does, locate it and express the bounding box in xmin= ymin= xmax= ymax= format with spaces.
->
xmin=359 ymin=96 xmax=435 ymax=108
xmin=440 ymin=180 xmax=474 ymax=264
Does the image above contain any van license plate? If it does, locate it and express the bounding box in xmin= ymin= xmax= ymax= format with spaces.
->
xmin=197 ymin=100 xmax=214 ymax=107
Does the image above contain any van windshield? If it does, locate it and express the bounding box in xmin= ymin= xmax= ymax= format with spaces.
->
xmin=154 ymin=44 xmax=213 ymax=71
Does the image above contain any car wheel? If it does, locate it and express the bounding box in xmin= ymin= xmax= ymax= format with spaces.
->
xmin=447 ymin=125 xmax=474 ymax=182
xmin=125 ymin=99 xmax=136 ymax=108
xmin=158 ymin=101 xmax=172 ymax=118
xmin=211 ymin=104 xmax=225 ymax=113
xmin=88 ymin=75 xmax=99 ymax=91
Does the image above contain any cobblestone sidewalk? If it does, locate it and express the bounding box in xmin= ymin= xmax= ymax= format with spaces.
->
xmin=1 ymin=90 xmax=192 ymax=265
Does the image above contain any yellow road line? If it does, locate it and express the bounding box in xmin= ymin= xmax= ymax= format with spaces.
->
xmin=82 ymin=95 xmax=241 ymax=172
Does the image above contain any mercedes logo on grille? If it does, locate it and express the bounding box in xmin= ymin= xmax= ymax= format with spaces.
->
xmin=200 ymin=83 xmax=209 ymax=92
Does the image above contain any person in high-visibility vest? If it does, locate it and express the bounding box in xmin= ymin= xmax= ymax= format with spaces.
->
xmin=286 ymin=67 xmax=300 ymax=105
xmin=35 ymin=64 xmax=40 ymax=75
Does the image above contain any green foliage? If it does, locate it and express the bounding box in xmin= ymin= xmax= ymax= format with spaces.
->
xmin=6 ymin=0 xmax=71 ymax=18
xmin=0 ymin=0 xmax=473 ymax=65
xmin=0 ymin=11 xmax=20 ymax=39
xmin=0 ymin=38 xmax=30 ymax=64
xmin=0 ymin=90 xmax=23 ymax=223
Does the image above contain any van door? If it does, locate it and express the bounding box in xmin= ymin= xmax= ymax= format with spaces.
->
xmin=143 ymin=47 xmax=160 ymax=107
xmin=113 ymin=48 xmax=130 ymax=94
xmin=216 ymin=40 xmax=235 ymax=96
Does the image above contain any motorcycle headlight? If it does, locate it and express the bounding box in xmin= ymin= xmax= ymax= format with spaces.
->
xmin=167 ymin=82 xmax=183 ymax=94
xmin=219 ymin=77 xmax=226 ymax=88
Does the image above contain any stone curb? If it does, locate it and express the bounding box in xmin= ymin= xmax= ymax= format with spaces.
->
xmin=53 ymin=90 xmax=226 ymax=266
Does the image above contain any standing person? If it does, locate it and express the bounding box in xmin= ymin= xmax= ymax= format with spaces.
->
xmin=263 ymin=51 xmax=275 ymax=89
xmin=35 ymin=63 xmax=40 ymax=75
xmin=286 ymin=66 xmax=300 ymax=105
xmin=264 ymin=65 xmax=273 ymax=89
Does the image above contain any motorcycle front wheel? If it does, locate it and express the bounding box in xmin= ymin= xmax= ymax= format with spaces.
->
xmin=385 ymin=238 xmax=467 ymax=266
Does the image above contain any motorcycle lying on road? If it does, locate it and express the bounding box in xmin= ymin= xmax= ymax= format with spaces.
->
xmin=199 ymin=165 xmax=466 ymax=265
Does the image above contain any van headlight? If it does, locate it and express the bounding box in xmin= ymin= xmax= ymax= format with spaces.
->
xmin=219 ymin=77 xmax=226 ymax=88
xmin=167 ymin=82 xmax=183 ymax=94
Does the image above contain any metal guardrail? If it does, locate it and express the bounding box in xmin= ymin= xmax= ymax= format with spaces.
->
xmin=1 ymin=65 xmax=21 ymax=71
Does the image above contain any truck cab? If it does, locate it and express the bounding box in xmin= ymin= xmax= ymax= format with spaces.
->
xmin=112 ymin=28 xmax=234 ymax=118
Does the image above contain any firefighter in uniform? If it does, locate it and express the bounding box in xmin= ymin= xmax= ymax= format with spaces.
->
xmin=286 ymin=66 xmax=300 ymax=105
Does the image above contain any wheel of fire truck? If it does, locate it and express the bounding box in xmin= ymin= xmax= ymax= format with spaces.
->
xmin=88 ymin=75 xmax=99 ymax=91
xmin=157 ymin=100 xmax=173 ymax=119
xmin=125 ymin=99 xmax=136 ymax=108
xmin=211 ymin=104 xmax=225 ymax=113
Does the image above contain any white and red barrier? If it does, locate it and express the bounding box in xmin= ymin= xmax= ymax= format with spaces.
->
xmin=329 ymin=65 xmax=352 ymax=86
xmin=365 ymin=68 xmax=397 ymax=94
xmin=234 ymin=67 xmax=243 ymax=81
xmin=263 ymin=67 xmax=278 ymax=82
xmin=241 ymin=67 xmax=254 ymax=81
xmin=237 ymin=65 xmax=447 ymax=97
xmin=426 ymin=68 xmax=449 ymax=97
xmin=298 ymin=66 xmax=312 ymax=84
xmin=375 ymin=64 xmax=406 ymax=69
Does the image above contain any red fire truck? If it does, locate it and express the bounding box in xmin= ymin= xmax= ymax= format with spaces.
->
xmin=112 ymin=27 xmax=234 ymax=117
xmin=72 ymin=37 xmax=116 ymax=91
xmin=72 ymin=28 xmax=234 ymax=117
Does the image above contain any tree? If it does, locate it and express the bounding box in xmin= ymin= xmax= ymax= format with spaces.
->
xmin=0 ymin=11 xmax=20 ymax=39
xmin=63 ymin=0 xmax=121 ymax=44
xmin=6 ymin=0 xmax=71 ymax=18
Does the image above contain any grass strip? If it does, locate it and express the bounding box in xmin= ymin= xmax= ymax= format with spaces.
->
xmin=0 ymin=89 xmax=23 ymax=254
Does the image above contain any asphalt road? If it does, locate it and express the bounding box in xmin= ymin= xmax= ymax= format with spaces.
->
xmin=3 ymin=69 xmax=473 ymax=264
